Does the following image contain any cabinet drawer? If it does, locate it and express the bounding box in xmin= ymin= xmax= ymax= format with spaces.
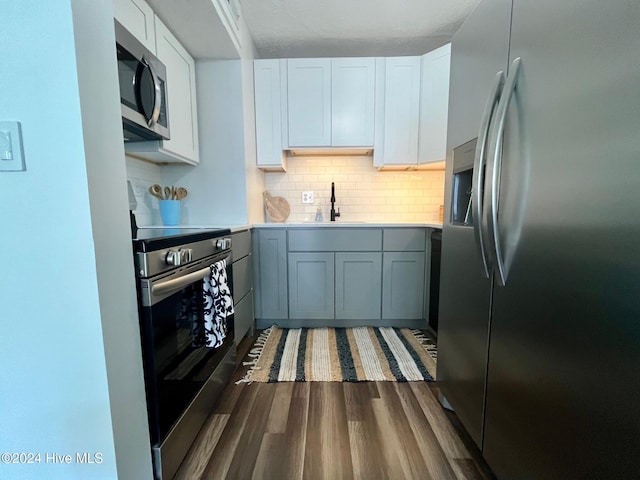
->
xmin=383 ymin=228 xmax=426 ymax=251
xmin=288 ymin=228 xmax=382 ymax=251
xmin=232 ymin=255 xmax=252 ymax=301
xmin=234 ymin=291 xmax=254 ymax=344
xmin=232 ymin=230 xmax=251 ymax=260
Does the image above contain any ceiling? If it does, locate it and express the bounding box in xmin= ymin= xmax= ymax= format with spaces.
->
xmin=241 ymin=0 xmax=481 ymax=58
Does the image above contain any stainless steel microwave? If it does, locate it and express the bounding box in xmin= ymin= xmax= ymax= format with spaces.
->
xmin=115 ymin=20 xmax=170 ymax=142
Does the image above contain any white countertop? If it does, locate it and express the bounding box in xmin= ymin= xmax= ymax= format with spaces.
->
xmin=252 ymin=222 xmax=443 ymax=229
xmin=138 ymin=222 xmax=443 ymax=232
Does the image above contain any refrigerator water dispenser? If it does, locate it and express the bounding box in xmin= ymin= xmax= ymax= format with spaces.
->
xmin=451 ymin=139 xmax=477 ymax=226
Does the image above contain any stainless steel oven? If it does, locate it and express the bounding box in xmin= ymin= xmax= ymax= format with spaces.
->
xmin=133 ymin=228 xmax=235 ymax=480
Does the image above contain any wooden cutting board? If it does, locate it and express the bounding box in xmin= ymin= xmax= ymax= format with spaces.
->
xmin=263 ymin=191 xmax=290 ymax=222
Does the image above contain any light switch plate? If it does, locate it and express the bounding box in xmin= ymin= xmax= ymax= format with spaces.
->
xmin=0 ymin=121 xmax=25 ymax=172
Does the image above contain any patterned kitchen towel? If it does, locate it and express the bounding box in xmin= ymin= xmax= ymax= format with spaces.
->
xmin=203 ymin=259 xmax=234 ymax=348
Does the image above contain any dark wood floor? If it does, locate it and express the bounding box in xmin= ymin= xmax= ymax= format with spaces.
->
xmin=174 ymin=334 xmax=495 ymax=480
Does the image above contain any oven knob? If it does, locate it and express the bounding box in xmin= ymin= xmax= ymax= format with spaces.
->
xmin=216 ymin=238 xmax=231 ymax=250
xmin=166 ymin=250 xmax=180 ymax=266
xmin=165 ymin=248 xmax=192 ymax=266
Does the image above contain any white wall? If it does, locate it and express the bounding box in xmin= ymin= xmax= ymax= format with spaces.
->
xmin=72 ymin=1 xmax=153 ymax=478
xmin=162 ymin=60 xmax=247 ymax=224
xmin=240 ymin=15 xmax=266 ymax=224
xmin=0 ymin=1 xmax=152 ymax=478
xmin=161 ymin=14 xmax=265 ymax=226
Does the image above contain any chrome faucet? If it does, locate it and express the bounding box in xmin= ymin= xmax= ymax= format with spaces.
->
xmin=330 ymin=182 xmax=340 ymax=221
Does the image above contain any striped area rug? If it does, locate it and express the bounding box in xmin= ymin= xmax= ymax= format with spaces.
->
xmin=238 ymin=326 xmax=436 ymax=383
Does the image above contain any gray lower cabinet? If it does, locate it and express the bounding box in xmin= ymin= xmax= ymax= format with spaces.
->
xmin=231 ymin=230 xmax=255 ymax=343
xmin=254 ymin=228 xmax=288 ymax=320
xmin=288 ymin=251 xmax=382 ymax=322
xmin=253 ymin=226 xmax=431 ymax=328
xmin=335 ymin=252 xmax=382 ymax=319
xmin=382 ymin=251 xmax=425 ymax=319
xmin=288 ymin=252 xmax=334 ymax=319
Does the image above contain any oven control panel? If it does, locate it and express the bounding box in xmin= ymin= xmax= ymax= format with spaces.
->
xmin=136 ymin=236 xmax=232 ymax=278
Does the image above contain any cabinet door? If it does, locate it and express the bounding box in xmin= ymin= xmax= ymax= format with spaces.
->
xmin=113 ymin=0 xmax=156 ymax=52
xmin=335 ymin=253 xmax=381 ymax=320
xmin=153 ymin=16 xmax=199 ymax=164
xmin=378 ymin=57 xmax=421 ymax=166
xmin=382 ymin=252 xmax=425 ymax=319
xmin=418 ymin=44 xmax=451 ymax=165
xmin=287 ymin=59 xmax=331 ymax=147
xmin=256 ymin=229 xmax=288 ymax=319
xmin=254 ymin=59 xmax=286 ymax=171
xmin=331 ymin=58 xmax=375 ymax=147
xmin=289 ymin=253 xmax=334 ymax=320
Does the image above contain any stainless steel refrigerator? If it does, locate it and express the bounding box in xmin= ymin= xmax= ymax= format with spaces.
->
xmin=438 ymin=0 xmax=640 ymax=478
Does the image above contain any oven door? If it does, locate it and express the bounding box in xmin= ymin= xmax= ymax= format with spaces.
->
xmin=137 ymin=253 xmax=234 ymax=445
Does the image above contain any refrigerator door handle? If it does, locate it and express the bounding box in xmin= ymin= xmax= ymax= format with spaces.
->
xmin=486 ymin=57 xmax=522 ymax=286
xmin=472 ymin=71 xmax=505 ymax=278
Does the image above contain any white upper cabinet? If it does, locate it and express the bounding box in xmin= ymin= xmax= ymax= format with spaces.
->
xmin=152 ymin=16 xmax=199 ymax=163
xmin=254 ymin=59 xmax=287 ymax=171
xmin=285 ymin=58 xmax=375 ymax=148
xmin=286 ymin=59 xmax=332 ymax=147
xmin=331 ymin=58 xmax=375 ymax=147
xmin=124 ymin=15 xmax=200 ymax=165
xmin=374 ymin=56 xmax=422 ymax=167
xmin=254 ymin=52 xmax=447 ymax=167
xmin=374 ymin=47 xmax=451 ymax=169
xmin=113 ymin=0 xmax=156 ymax=52
xmin=418 ymin=44 xmax=451 ymax=165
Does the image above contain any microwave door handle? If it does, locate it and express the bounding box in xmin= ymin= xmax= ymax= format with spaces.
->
xmin=472 ymin=71 xmax=505 ymax=278
xmin=142 ymin=56 xmax=162 ymax=128
xmin=486 ymin=57 xmax=522 ymax=287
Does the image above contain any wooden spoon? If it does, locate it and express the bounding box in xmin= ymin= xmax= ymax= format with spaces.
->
xmin=149 ymin=184 xmax=164 ymax=200
xmin=176 ymin=187 xmax=188 ymax=200
xmin=164 ymin=186 xmax=171 ymax=201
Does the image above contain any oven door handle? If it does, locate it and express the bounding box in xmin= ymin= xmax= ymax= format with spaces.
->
xmin=152 ymin=266 xmax=211 ymax=298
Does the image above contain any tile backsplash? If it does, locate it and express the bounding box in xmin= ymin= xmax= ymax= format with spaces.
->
xmin=126 ymin=156 xmax=163 ymax=226
xmin=265 ymin=156 xmax=445 ymax=223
